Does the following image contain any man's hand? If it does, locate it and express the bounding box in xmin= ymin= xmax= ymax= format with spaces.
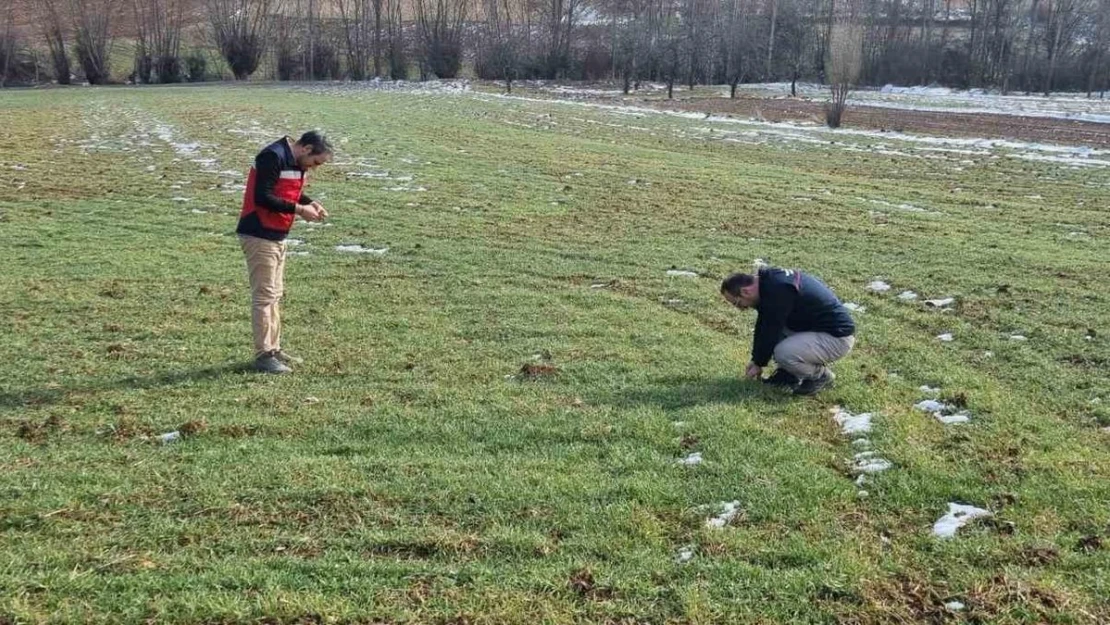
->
xmin=296 ymin=204 xmax=324 ymax=222
xmin=744 ymin=362 xmax=763 ymax=380
xmin=310 ymin=201 xmax=329 ymax=219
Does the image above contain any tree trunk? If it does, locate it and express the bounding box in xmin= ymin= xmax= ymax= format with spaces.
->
xmin=308 ymin=0 xmax=315 ymax=79
xmin=1044 ymin=7 xmax=1063 ymax=96
xmin=766 ymin=0 xmax=777 ymax=79
xmin=1022 ymin=0 xmax=1040 ymax=94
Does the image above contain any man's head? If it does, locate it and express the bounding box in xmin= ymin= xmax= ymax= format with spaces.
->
xmin=721 ymin=273 xmax=760 ymax=309
xmin=292 ymin=131 xmax=334 ymax=170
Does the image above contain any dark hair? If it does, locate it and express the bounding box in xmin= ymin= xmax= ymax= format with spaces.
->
xmin=296 ymin=130 xmax=334 ymax=156
xmin=720 ymin=273 xmax=756 ymax=296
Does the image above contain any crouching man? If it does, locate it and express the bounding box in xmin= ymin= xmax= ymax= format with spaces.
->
xmin=720 ymin=267 xmax=856 ymax=396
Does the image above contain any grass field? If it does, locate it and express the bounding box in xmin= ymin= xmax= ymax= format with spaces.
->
xmin=1 ymin=82 xmax=1108 ymax=624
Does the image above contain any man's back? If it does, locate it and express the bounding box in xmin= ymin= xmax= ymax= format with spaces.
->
xmin=758 ymin=267 xmax=855 ymax=337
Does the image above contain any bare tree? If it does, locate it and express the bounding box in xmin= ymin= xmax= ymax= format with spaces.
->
xmin=720 ymin=0 xmax=755 ymax=97
xmin=385 ymin=0 xmax=407 ymax=78
xmin=134 ymin=0 xmax=186 ymax=83
xmin=69 ymin=0 xmax=117 ymax=84
xmin=207 ymin=0 xmax=275 ymax=80
xmin=1042 ymin=0 xmax=1088 ymax=94
xmin=825 ymin=0 xmax=862 ymax=127
xmin=479 ymin=0 xmax=523 ymax=91
xmin=337 ymin=0 xmax=376 ymax=79
xmin=39 ymin=0 xmax=72 ymax=84
xmin=1087 ymin=0 xmax=1109 ymax=96
xmin=415 ymin=0 xmax=467 ymax=78
xmin=0 ymin=0 xmax=15 ymax=87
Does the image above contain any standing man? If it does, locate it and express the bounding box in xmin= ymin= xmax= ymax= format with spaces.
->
xmin=237 ymin=131 xmax=333 ymax=374
xmin=720 ymin=267 xmax=856 ymax=396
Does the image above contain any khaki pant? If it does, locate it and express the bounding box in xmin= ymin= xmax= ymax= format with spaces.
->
xmin=239 ymin=235 xmax=286 ymax=358
xmin=774 ymin=332 xmax=856 ymax=380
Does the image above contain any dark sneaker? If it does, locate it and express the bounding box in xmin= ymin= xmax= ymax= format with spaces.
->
xmin=794 ymin=370 xmax=835 ymax=396
xmin=763 ymin=368 xmax=800 ymax=388
xmin=273 ymin=350 xmax=304 ymax=366
xmin=254 ymin=351 xmax=292 ymax=374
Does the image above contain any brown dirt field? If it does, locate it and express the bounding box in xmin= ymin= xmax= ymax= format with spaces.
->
xmin=656 ymin=96 xmax=1110 ymax=149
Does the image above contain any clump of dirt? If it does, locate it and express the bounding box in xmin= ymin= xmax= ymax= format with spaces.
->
xmin=519 ymin=363 xmax=558 ymax=379
xmin=568 ymin=568 xmax=613 ymax=600
xmin=1076 ymin=534 xmax=1102 ymax=553
xmin=102 ymin=416 xmax=153 ymax=441
xmin=1019 ymin=545 xmax=1061 ymax=566
xmin=680 ymin=434 xmax=700 ymax=450
xmin=178 ymin=419 xmax=208 ymax=436
xmin=16 ymin=414 xmax=66 ymax=443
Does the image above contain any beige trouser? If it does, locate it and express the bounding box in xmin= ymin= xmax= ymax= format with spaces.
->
xmin=773 ymin=332 xmax=856 ymax=380
xmin=239 ymin=235 xmax=286 ymax=358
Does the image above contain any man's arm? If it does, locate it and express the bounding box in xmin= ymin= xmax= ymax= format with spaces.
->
xmin=751 ymin=286 xmax=796 ymax=367
xmin=253 ymin=151 xmax=296 ymax=214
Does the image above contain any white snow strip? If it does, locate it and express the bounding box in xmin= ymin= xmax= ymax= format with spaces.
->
xmin=937 ymin=333 xmax=955 ymax=342
xmin=867 ymin=280 xmax=892 ymax=292
xmin=936 ymin=413 xmax=971 ymax=425
xmin=666 ymin=270 xmax=699 ymax=278
xmin=853 ymin=458 xmax=893 ymax=474
xmin=898 ymin=290 xmax=919 ymax=301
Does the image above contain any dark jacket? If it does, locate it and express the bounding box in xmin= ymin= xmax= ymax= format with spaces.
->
xmin=751 ymin=267 xmax=855 ymax=366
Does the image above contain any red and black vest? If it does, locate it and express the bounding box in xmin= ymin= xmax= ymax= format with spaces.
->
xmin=236 ymin=138 xmax=306 ymax=241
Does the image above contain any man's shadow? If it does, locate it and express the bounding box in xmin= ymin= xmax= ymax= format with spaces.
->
xmin=0 ymin=362 xmax=254 ymax=413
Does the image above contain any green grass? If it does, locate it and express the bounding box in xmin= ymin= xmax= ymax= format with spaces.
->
xmin=1 ymin=84 xmax=1108 ymax=624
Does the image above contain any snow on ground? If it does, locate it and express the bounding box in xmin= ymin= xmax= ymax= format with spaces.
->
xmin=725 ymin=82 xmax=1110 ymax=124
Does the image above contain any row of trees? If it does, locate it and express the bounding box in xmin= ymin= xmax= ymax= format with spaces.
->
xmin=0 ymin=0 xmax=1107 ymax=96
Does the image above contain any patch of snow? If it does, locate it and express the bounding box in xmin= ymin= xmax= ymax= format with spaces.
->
xmin=844 ymin=302 xmax=867 ymax=312
xmin=867 ymin=280 xmax=892 ymax=292
xmin=677 ymin=452 xmax=703 ymax=466
xmin=937 ymin=333 xmax=954 ymax=342
xmin=705 ymin=501 xmax=742 ymax=529
xmin=335 ymin=245 xmax=389 ymax=255
xmin=933 ymin=503 xmax=992 ymax=539
xmin=924 ymin=297 xmax=955 ymax=308
xmin=675 ymin=546 xmax=695 ymax=563
xmin=898 ymin=290 xmax=919 ymax=301
xmin=936 ymin=413 xmax=971 ymax=425
xmin=1009 ymin=334 xmax=1028 ymax=341
xmin=666 ymin=270 xmax=699 ymax=278
xmin=915 ymin=399 xmax=950 ymax=413
xmin=853 ymin=457 xmax=893 ymax=474
xmin=833 ymin=407 xmax=874 ymax=435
